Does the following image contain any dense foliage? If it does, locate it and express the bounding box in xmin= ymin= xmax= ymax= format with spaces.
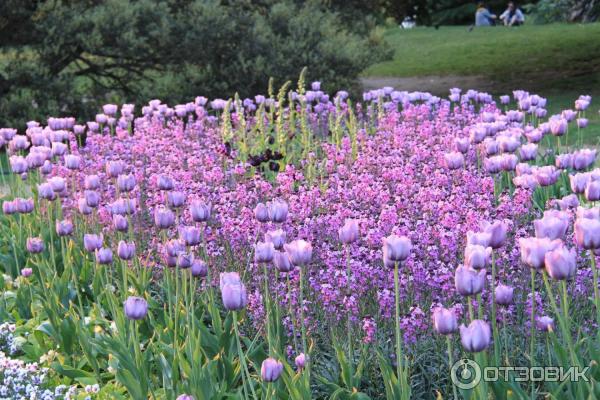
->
xmin=0 ymin=0 xmax=390 ymax=127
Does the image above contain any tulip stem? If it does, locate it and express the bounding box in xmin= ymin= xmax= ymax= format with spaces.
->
xmin=233 ymin=311 xmax=256 ymax=400
xmin=491 ymin=253 xmax=500 ymax=366
xmin=393 ymin=261 xmax=406 ymax=396
xmin=529 ymin=268 xmax=536 ymax=400
xmin=299 ymin=267 xmax=310 ymax=388
xmin=345 ymin=245 xmax=354 ymax=378
xmin=446 ymin=336 xmax=458 ymax=400
xmin=589 ymin=251 xmax=600 ymax=329
xmin=263 ymin=263 xmax=273 ymax=355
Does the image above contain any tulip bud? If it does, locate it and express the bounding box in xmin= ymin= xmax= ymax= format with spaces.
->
xmin=261 ymin=358 xmax=284 ymax=382
xmin=536 ymin=316 xmax=554 ymax=332
xmin=21 ymin=268 xmax=33 ymax=278
xmin=295 ymin=353 xmax=307 ymax=370
xmin=432 ymin=307 xmax=458 ymax=335
xmin=124 ymin=296 xmax=148 ymax=320
xmin=459 ymin=320 xmax=491 ymax=352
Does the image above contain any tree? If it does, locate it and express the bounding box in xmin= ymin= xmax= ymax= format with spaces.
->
xmin=0 ymin=0 xmax=390 ymax=127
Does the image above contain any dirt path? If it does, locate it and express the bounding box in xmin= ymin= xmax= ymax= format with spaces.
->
xmin=361 ymin=75 xmax=501 ymax=95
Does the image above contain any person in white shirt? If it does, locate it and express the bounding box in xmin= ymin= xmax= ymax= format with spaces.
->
xmin=500 ymin=2 xmax=525 ymax=26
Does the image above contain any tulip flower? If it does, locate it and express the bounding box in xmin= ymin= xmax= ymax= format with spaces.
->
xmin=533 ymin=216 xmax=568 ymax=240
xmin=154 ymin=207 xmax=175 ymax=229
xmin=117 ymin=174 xmax=136 ymax=192
xmin=177 ymin=252 xmax=194 ymax=269
xmin=2 ymin=201 xmax=17 ymax=215
xmin=220 ymin=272 xmax=247 ymax=311
xmin=382 ymin=235 xmax=411 ymax=265
xmin=64 ymin=154 xmax=81 ymax=170
xmin=83 ymin=234 xmax=103 ymax=252
xmin=191 ymin=260 xmax=208 ymax=277
xmin=570 ymin=173 xmax=590 ymax=194
xmin=576 ymin=206 xmax=600 ymax=220
xmin=21 ymin=268 xmax=33 ymax=278
xmin=545 ymin=246 xmax=576 ymax=280
xmin=265 ymin=229 xmax=286 ymax=250
xmin=573 ymin=149 xmax=596 ymax=170
xmin=95 ymin=248 xmax=113 ymax=265
xmin=157 ymin=175 xmax=175 ymax=190
xmin=536 ymin=316 xmax=554 ymax=332
xmin=585 ymin=181 xmax=600 ymax=201
xmin=105 ymin=161 xmax=124 ymax=177
xmin=78 ymin=198 xmax=92 ymax=215
xmin=167 ymin=191 xmax=186 ymax=208
xmin=254 ymin=241 xmax=275 ymax=263
xmin=254 ymin=203 xmax=270 ymax=223
xmin=574 ymin=218 xmax=600 ymax=249
xmin=165 ymin=239 xmax=186 ymax=257
xmin=519 ymin=237 xmax=562 ymax=269
xmin=464 ymin=244 xmax=492 ymax=270
xmin=273 ymin=250 xmax=293 ymax=273
xmin=495 ymin=284 xmax=514 ymax=306
xmin=268 ymin=199 xmax=288 ymax=223
xmin=454 ymin=137 xmax=470 ymax=153
xmin=555 ymin=154 xmax=573 ymax=170
xmin=577 ymin=118 xmax=589 ymax=129
xmin=432 ymin=307 xmax=458 ymax=335
xmin=113 ymin=215 xmax=128 ymax=232
xmin=284 ymin=240 xmax=313 ymax=266
xmin=124 ymin=296 xmax=148 ymax=320
xmin=460 ymin=320 xmax=491 ymax=352
xmin=179 ymin=226 xmax=201 ymax=246
xmin=84 ymin=175 xmax=101 ymax=190
xmin=261 ymin=358 xmax=284 ymax=382
xmin=338 ymin=219 xmax=360 ymax=244
xmin=190 ymin=200 xmax=211 ymax=222
xmin=84 ymin=190 xmax=100 ymax=208
xmin=480 ymin=220 xmax=507 ymax=249
xmin=455 ymin=266 xmax=486 ymax=296
xmin=117 ymin=241 xmax=136 ymax=260
xmin=56 ymin=220 xmax=74 ymax=236
xmin=16 ymin=198 xmax=34 ymax=214
xmin=444 ymin=152 xmax=464 ymax=170
xmin=295 ymin=353 xmax=307 ymax=370
xmin=549 ymin=117 xmax=567 ymax=136
xmin=466 ymin=231 xmax=491 ymax=247
xmin=37 ymin=183 xmax=55 ymax=200
xmin=26 ymin=237 xmax=44 ymax=254
xmin=519 ymin=143 xmax=537 ymax=161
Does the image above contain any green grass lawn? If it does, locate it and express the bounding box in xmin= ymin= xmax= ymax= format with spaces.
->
xmin=366 ymin=23 xmax=600 ymax=79
xmin=364 ymin=23 xmax=600 ymax=145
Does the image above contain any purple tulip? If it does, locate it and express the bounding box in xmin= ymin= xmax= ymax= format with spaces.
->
xmin=268 ymin=199 xmax=288 ymax=223
xmin=466 ymin=231 xmax=491 ymax=247
xmin=576 ymin=206 xmax=600 ymax=220
xmin=95 ymin=248 xmax=113 ymax=264
xmin=191 ymin=260 xmax=208 ymax=277
xmin=536 ymin=316 xmax=554 ymax=332
xmin=533 ymin=166 xmax=560 ymax=187
xmin=167 ymin=191 xmax=186 ymax=208
xmin=464 ymin=244 xmax=492 ymax=270
xmin=16 ymin=198 xmax=34 ymax=214
xmin=545 ymin=246 xmax=576 ymax=280
xmin=295 ymin=353 xmax=307 ymax=370
xmin=157 ymin=175 xmax=174 ymax=190
xmin=519 ymin=143 xmax=537 ymax=161
xmin=273 ymin=250 xmax=293 ymax=272
xmin=533 ymin=216 xmax=568 ymax=240
xmin=21 ymin=268 xmax=33 ymax=278
xmin=444 ymin=152 xmax=464 ymax=170
xmin=83 ymin=234 xmax=103 ymax=252
xmin=284 ymin=240 xmax=313 ymax=266
xmin=176 ymin=395 xmax=194 ymax=400
xmin=261 ymin=358 xmax=284 ymax=382
xmin=190 ymin=200 xmax=211 ymax=222
xmin=112 ymin=214 xmax=128 ymax=232
xmin=179 ymin=226 xmax=201 ymax=246
xmin=2 ymin=200 xmax=17 ymax=215
xmin=585 ymin=181 xmax=600 ymax=201
xmin=519 ymin=237 xmax=562 ymax=269
xmin=460 ymin=320 xmax=491 ymax=352
xmin=432 ymin=307 xmax=458 ymax=335
xmin=78 ymin=198 xmax=92 ymax=215
xmin=495 ymin=284 xmax=514 ymax=306
xmin=497 ymin=136 xmax=520 ymax=153
xmin=177 ymin=252 xmax=194 ymax=269
xmin=454 ymin=137 xmax=470 ymax=153
xmin=255 ymin=241 xmax=275 ymax=263
xmin=574 ymin=218 xmax=600 ymax=249
xmin=549 ymin=117 xmax=567 ymax=136
xmin=117 ymin=174 xmax=136 ymax=192
xmin=382 ymin=235 xmax=411 ymax=267
xmin=117 ymin=241 xmax=136 ymax=260
xmin=105 ymin=161 xmax=124 ymax=178
xmin=338 ymin=219 xmax=360 ymax=244
xmin=265 ymin=229 xmax=286 ymax=250
xmin=455 ymin=265 xmax=486 ymax=296
xmin=480 ymin=220 xmax=507 ymax=249
xmin=124 ymin=296 xmax=148 ymax=320
xmin=84 ymin=175 xmax=101 ymax=190
xmin=570 ymin=173 xmax=590 ymax=194
xmin=577 ymin=118 xmax=589 ymax=129
xmin=48 ymin=177 xmax=66 ymax=193
xmin=165 ymin=239 xmax=186 ymax=257
xmin=56 ymin=220 xmax=74 ymax=236
xmin=254 ymin=203 xmax=270 ymax=223
xmin=26 ymin=237 xmax=44 ymax=254
xmin=573 ymin=149 xmax=596 ymax=170
xmin=154 ymin=207 xmax=175 ymax=229
xmin=220 ymin=272 xmax=247 ymax=311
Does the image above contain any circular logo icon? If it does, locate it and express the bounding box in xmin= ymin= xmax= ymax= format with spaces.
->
xmin=451 ymin=358 xmax=481 ymax=390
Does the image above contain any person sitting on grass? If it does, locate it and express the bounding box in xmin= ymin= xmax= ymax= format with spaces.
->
xmin=499 ymin=2 xmax=525 ymax=26
xmin=475 ymin=2 xmax=497 ymax=27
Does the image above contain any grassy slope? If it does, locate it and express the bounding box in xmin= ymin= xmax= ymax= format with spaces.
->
xmin=364 ymin=23 xmax=600 ymax=145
